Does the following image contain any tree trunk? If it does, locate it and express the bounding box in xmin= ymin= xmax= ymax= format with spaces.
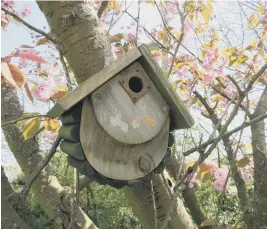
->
xmin=247 ymin=87 xmax=267 ymax=229
xmin=1 ymin=166 xmax=43 ymax=229
xmin=1 ymin=166 xmax=31 ymax=229
xmin=1 ymin=86 xmax=97 ymax=229
xmin=37 ymin=1 xmax=195 ymax=228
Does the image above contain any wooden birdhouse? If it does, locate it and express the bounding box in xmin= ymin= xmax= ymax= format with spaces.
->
xmin=48 ymin=44 xmax=194 ymax=181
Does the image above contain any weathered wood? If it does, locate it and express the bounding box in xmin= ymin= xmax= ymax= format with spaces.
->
xmin=60 ymin=102 xmax=82 ymax=125
xmin=59 ymin=124 xmax=80 ymax=142
xmin=138 ymin=44 xmax=194 ymax=129
xmin=91 ymin=61 xmax=169 ymax=144
xmin=60 ymin=140 xmax=85 ymax=160
xmin=47 ymin=48 xmax=142 ymax=118
xmin=80 ymin=96 xmax=170 ymax=180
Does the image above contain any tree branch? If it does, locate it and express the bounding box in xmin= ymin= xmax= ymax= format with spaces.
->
xmin=183 ymin=112 xmax=267 ymax=156
xmin=20 ymin=136 xmax=62 ymax=198
xmin=1 ymin=7 xmax=57 ymax=44
xmin=97 ymin=1 xmax=109 ymax=18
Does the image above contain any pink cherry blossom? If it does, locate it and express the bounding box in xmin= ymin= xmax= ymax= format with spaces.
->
xmin=128 ymin=32 xmax=135 ymax=40
xmin=177 ymin=65 xmax=193 ymax=80
xmin=21 ymin=4 xmax=31 ymax=17
xmin=188 ymin=183 xmax=194 ymax=188
xmin=214 ymin=167 xmax=228 ymax=180
xmin=184 ymin=21 xmax=191 ymax=36
xmin=203 ymin=48 xmax=218 ymax=70
xmin=163 ymin=57 xmax=172 ymax=69
xmin=212 ymin=167 xmax=229 ymax=191
xmin=212 ymin=179 xmax=226 ymax=191
xmin=44 ymin=130 xmax=58 ymax=138
xmin=1 ymin=0 xmax=14 ymax=9
xmin=32 ymin=76 xmax=57 ymax=102
xmin=165 ymin=2 xmax=177 ymax=14
xmin=153 ymin=51 xmax=162 ymax=61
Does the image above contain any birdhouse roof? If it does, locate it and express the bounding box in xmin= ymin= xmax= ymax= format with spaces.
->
xmin=47 ymin=44 xmax=194 ymax=129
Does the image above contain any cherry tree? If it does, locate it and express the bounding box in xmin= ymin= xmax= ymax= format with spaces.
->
xmin=1 ymin=1 xmax=267 ymax=229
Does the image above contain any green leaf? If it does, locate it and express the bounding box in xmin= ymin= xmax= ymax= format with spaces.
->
xmin=22 ymin=117 xmax=41 ymax=140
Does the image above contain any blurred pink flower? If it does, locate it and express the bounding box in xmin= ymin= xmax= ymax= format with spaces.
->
xmin=128 ymin=32 xmax=135 ymax=40
xmin=203 ymin=48 xmax=218 ymax=70
xmin=212 ymin=167 xmax=229 ymax=191
xmin=165 ymin=2 xmax=177 ymax=13
xmin=2 ymin=0 xmax=14 ymax=9
xmin=163 ymin=57 xmax=172 ymax=68
xmin=214 ymin=167 xmax=228 ymax=180
xmin=32 ymin=76 xmax=57 ymax=102
xmin=153 ymin=51 xmax=162 ymax=61
xmin=21 ymin=4 xmax=31 ymax=17
xmin=212 ymin=179 xmax=225 ymax=191
xmin=188 ymin=183 xmax=194 ymax=188
xmin=44 ymin=130 xmax=58 ymax=138
xmin=184 ymin=21 xmax=191 ymax=36
xmin=177 ymin=65 xmax=193 ymax=80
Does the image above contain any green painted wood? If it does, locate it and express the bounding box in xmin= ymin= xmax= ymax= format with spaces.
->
xmin=59 ymin=124 xmax=80 ymax=142
xmin=47 ymin=48 xmax=142 ymax=118
xmin=138 ymin=44 xmax=194 ymax=129
xmin=60 ymin=140 xmax=85 ymax=160
xmin=60 ymin=102 xmax=82 ymax=125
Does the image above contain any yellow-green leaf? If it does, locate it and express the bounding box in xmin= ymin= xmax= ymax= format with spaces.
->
xmin=44 ymin=119 xmax=60 ymax=132
xmin=258 ymin=4 xmax=265 ymax=14
xmin=249 ymin=39 xmax=259 ymax=47
xmin=23 ymin=117 xmax=41 ymax=140
xmin=201 ymin=218 xmax=217 ymax=227
xmin=16 ymin=113 xmax=41 ymax=126
xmin=109 ymin=33 xmax=125 ymax=43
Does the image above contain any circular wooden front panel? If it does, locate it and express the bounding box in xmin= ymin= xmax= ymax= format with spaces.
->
xmin=80 ymin=96 xmax=170 ymax=180
xmin=91 ymin=61 xmax=169 ymax=145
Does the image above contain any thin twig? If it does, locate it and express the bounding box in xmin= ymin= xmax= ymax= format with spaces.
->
xmin=135 ymin=1 xmax=140 ymax=46
xmin=183 ymin=112 xmax=267 ymax=156
xmin=1 ymin=114 xmax=46 ymax=127
xmin=124 ymin=10 xmax=174 ymax=56
xmin=168 ymin=4 xmax=186 ymax=77
xmin=150 ymin=181 xmax=157 ymax=229
xmin=20 ymin=136 xmax=62 ymax=198
xmin=67 ymin=169 xmax=80 ymax=229
xmin=97 ymin=1 xmax=109 ymax=18
xmin=2 ymin=7 xmax=57 ymax=44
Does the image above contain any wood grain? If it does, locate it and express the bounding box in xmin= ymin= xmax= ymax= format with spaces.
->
xmin=80 ymin=96 xmax=170 ymax=180
xmin=91 ymin=62 xmax=169 ymax=144
xmin=138 ymin=44 xmax=194 ymax=129
xmin=47 ymin=47 xmax=142 ymax=118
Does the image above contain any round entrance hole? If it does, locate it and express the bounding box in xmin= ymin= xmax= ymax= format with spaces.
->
xmin=128 ymin=76 xmax=143 ymax=93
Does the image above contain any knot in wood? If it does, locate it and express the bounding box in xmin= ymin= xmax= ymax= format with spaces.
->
xmin=138 ymin=156 xmax=151 ymax=173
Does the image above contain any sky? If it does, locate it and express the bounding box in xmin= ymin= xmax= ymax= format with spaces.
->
xmin=1 ymin=1 xmax=266 ymax=179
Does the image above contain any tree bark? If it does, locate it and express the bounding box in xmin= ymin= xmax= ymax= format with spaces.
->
xmin=247 ymin=87 xmax=267 ymax=229
xmin=1 ymin=166 xmax=43 ymax=229
xmin=37 ymin=1 xmax=195 ymax=228
xmin=1 ymin=86 xmax=97 ymax=229
xmin=1 ymin=166 xmax=31 ymax=229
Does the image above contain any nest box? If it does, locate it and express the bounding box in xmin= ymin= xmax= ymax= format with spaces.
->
xmin=48 ymin=44 xmax=194 ymax=181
